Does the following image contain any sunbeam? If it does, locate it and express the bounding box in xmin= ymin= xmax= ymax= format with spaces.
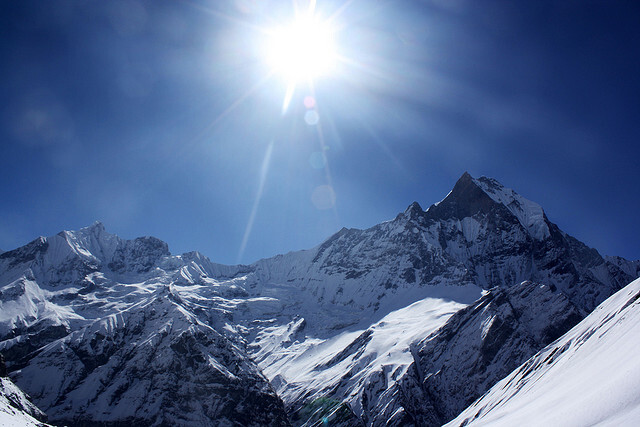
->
xmin=237 ymin=140 xmax=274 ymax=263
xmin=282 ymin=83 xmax=296 ymax=115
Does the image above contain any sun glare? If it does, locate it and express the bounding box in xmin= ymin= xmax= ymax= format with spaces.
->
xmin=265 ymin=15 xmax=337 ymax=84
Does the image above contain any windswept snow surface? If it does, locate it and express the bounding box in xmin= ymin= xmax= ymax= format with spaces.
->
xmin=447 ymin=277 xmax=640 ymax=427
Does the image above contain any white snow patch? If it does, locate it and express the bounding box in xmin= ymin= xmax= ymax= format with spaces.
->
xmin=460 ymin=217 xmax=482 ymax=242
xmin=256 ymin=295 xmax=468 ymax=414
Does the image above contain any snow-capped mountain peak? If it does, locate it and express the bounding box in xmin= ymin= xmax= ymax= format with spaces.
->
xmin=426 ymin=172 xmax=549 ymax=240
xmin=64 ymin=221 xmax=171 ymax=274
xmin=472 ymin=175 xmax=550 ymax=239
xmin=403 ymin=201 xmax=424 ymax=218
xmin=55 ymin=221 xmax=118 ymax=264
xmin=0 ymin=223 xmax=172 ymax=290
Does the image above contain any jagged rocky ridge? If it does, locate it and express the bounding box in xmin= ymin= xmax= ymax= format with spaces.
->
xmin=367 ymin=281 xmax=583 ymax=425
xmin=0 ymin=173 xmax=638 ymax=426
xmin=446 ymin=277 xmax=640 ymax=426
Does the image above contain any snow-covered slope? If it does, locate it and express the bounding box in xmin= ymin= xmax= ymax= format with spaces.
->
xmin=253 ymin=292 xmax=470 ymax=426
xmin=0 ymin=378 xmax=50 ymax=427
xmin=0 ymin=173 xmax=637 ymax=426
xmin=447 ymin=277 xmax=640 ymax=427
xmin=0 ymin=355 xmax=50 ymax=427
xmin=11 ymin=286 xmax=288 ymax=426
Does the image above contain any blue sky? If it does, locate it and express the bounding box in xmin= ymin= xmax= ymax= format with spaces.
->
xmin=1 ymin=0 xmax=639 ymax=264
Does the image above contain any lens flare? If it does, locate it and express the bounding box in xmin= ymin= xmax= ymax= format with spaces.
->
xmin=304 ymin=110 xmax=319 ymax=125
xmin=304 ymin=95 xmax=316 ymax=109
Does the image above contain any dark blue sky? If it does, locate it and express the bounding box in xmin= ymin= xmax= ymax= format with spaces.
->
xmin=1 ymin=0 xmax=639 ymax=264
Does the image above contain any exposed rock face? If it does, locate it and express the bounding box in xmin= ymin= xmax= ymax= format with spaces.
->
xmin=372 ymin=281 xmax=583 ymax=426
xmin=0 ymin=173 xmax=637 ymax=426
xmin=447 ymin=278 xmax=640 ymax=427
xmin=106 ymin=235 xmax=170 ymax=274
xmin=0 ymin=353 xmax=6 ymax=377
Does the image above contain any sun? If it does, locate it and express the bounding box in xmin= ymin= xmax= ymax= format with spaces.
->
xmin=265 ymin=14 xmax=337 ymax=84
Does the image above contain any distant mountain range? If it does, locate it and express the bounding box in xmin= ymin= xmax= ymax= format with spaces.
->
xmin=1 ymin=173 xmax=638 ymax=426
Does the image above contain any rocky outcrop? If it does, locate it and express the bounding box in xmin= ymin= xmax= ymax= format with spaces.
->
xmin=12 ymin=288 xmax=288 ymax=427
xmin=386 ymin=281 xmax=583 ymax=426
xmin=447 ymin=278 xmax=640 ymax=426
